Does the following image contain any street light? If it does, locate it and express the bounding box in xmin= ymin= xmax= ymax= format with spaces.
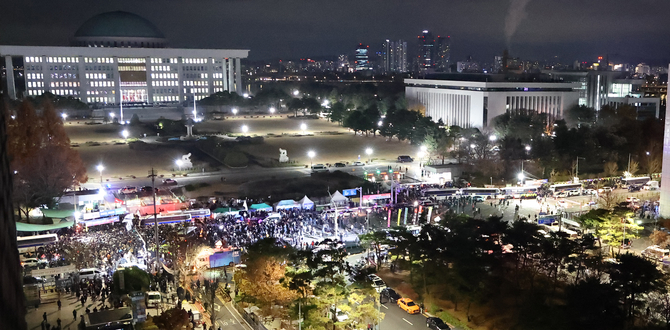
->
xmin=525 ymin=145 xmax=531 ymax=151
xmin=307 ymin=150 xmax=315 ymax=167
xmin=470 ymin=144 xmax=476 ymax=149
xmin=489 ymin=135 xmax=497 ymax=141
xmin=61 ymin=113 xmax=68 ymax=121
xmin=122 ymin=129 xmax=129 ymax=140
xmin=241 ymin=125 xmax=249 ymax=134
xmin=96 ymin=164 xmax=104 ymax=183
xmin=176 ymin=159 xmax=183 ymax=172
xmin=377 ymin=120 xmax=383 ymax=127
xmin=365 ymin=148 xmax=373 ymax=163
xmin=269 ymin=107 xmax=276 ymax=114
xmin=109 ymin=112 xmax=115 ymax=119
xmin=300 ymin=123 xmax=307 ymax=134
xmin=293 ymin=90 xmax=300 ymax=96
xmin=232 ymin=108 xmax=238 ymax=115
xmin=517 ymin=172 xmax=525 ymax=181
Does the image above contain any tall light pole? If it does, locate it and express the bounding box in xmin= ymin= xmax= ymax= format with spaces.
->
xmin=96 ymin=164 xmax=104 ymax=183
xmin=300 ymin=123 xmax=307 ymax=134
xmin=232 ymin=108 xmax=238 ymax=115
xmin=61 ymin=113 xmax=68 ymax=122
xmin=241 ymin=125 xmax=249 ymax=134
xmin=576 ymin=157 xmax=586 ymax=180
xmin=192 ymin=91 xmax=198 ymax=121
xmin=269 ymin=107 xmax=276 ymax=114
xmin=176 ymin=159 xmax=183 ymax=172
xmin=122 ymin=129 xmax=129 ymax=142
xmin=307 ymin=150 xmax=315 ymax=167
xmin=148 ymin=168 xmax=159 ymax=273
xmin=365 ymin=148 xmax=373 ymax=163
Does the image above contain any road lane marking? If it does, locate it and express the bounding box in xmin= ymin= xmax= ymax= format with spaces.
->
xmin=381 ymin=304 xmax=388 ymax=309
xmin=403 ymin=318 xmax=413 ymax=325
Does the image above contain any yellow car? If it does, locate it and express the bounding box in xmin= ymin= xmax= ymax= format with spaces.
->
xmin=397 ymin=298 xmax=420 ymax=314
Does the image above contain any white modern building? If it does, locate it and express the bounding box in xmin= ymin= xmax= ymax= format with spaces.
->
xmin=405 ymin=76 xmax=581 ymax=128
xmin=1 ymin=11 xmax=248 ymax=105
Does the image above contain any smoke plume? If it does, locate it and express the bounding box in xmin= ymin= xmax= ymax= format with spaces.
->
xmin=504 ymin=0 xmax=531 ymax=46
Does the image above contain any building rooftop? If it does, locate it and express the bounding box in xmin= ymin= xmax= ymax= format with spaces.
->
xmin=74 ymin=11 xmax=165 ymax=39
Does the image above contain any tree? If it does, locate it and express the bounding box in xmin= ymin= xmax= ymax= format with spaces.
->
xmin=151 ymin=308 xmax=190 ymax=330
xmin=649 ymin=229 xmax=670 ymax=248
xmin=609 ymin=253 xmax=666 ymax=319
xmin=603 ymin=161 xmax=619 ymax=177
xmin=287 ymin=98 xmax=304 ymax=117
xmin=343 ymin=110 xmax=371 ymax=136
xmin=627 ymin=160 xmax=640 ymax=176
xmin=112 ymin=266 xmax=151 ymax=295
xmin=6 ymin=100 xmax=88 ymax=219
xmin=301 ymin=97 xmax=322 ymax=115
xmin=328 ymin=102 xmax=347 ymax=125
xmin=130 ymin=113 xmax=141 ymax=126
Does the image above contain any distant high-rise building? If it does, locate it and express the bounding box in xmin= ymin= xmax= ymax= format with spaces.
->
xmin=382 ymin=40 xmax=408 ymax=73
xmin=337 ymin=54 xmax=350 ymax=72
xmin=355 ymin=43 xmax=371 ymax=71
xmin=416 ymin=30 xmax=435 ymax=72
xmin=436 ymin=36 xmax=451 ymax=72
xmin=494 ymin=56 xmax=504 ymax=73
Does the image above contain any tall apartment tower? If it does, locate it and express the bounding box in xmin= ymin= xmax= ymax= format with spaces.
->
xmin=436 ymin=35 xmax=451 ymax=72
xmin=382 ymin=40 xmax=408 ymax=73
xmin=416 ymin=30 xmax=436 ymax=72
xmin=355 ymin=43 xmax=371 ymax=71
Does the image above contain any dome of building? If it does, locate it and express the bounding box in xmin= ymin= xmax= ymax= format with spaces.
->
xmin=71 ymin=11 xmax=167 ymax=48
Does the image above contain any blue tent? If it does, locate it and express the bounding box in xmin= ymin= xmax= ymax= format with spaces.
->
xmin=275 ymin=200 xmax=298 ymax=210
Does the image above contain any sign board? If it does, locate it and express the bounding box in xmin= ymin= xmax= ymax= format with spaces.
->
xmin=362 ymin=193 xmax=391 ymax=202
xmin=538 ymin=215 xmax=559 ymax=225
xmin=82 ymin=208 xmax=127 ymax=220
xmin=31 ymin=265 xmax=77 ymax=277
xmin=343 ymin=189 xmax=358 ymax=197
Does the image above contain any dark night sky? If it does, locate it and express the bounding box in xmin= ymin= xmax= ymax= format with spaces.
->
xmin=2 ymin=0 xmax=670 ymax=64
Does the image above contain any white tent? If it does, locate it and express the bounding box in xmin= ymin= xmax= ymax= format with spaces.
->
xmin=275 ymin=199 xmax=299 ymax=210
xmin=298 ymin=195 xmax=315 ymax=209
xmin=330 ymin=191 xmax=348 ymax=205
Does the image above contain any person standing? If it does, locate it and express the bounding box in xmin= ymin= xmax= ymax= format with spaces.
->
xmin=57 ymin=299 xmax=61 ymax=310
xmin=73 ymin=309 xmax=77 ymax=321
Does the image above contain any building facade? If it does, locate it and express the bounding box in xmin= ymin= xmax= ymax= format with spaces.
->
xmin=355 ymin=44 xmax=371 ymax=71
xmin=405 ymin=77 xmax=580 ymax=128
xmin=0 ymin=11 xmax=248 ymax=106
xmin=381 ymin=40 xmax=408 ymax=73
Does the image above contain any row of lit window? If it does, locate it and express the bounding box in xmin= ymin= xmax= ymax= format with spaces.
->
xmin=186 ymin=88 xmax=209 ymax=94
xmin=27 ymin=82 xmax=44 ymax=88
xmin=51 ymin=89 xmax=79 ymax=96
xmin=213 ymin=73 xmax=224 ymax=79
xmin=50 ymin=81 xmax=79 ymax=88
xmin=91 ymin=81 xmax=114 ymax=87
xmin=151 ymin=73 xmax=178 ymax=79
xmin=153 ymin=89 xmax=178 ymax=94
xmin=153 ymin=95 xmax=179 ymax=102
xmin=182 ymin=58 xmax=209 ymax=64
xmin=85 ymin=65 xmax=112 ymax=71
xmin=50 ymin=65 xmax=77 ymax=71
xmin=87 ymin=90 xmax=113 ymax=95
xmin=151 ymin=66 xmax=173 ymax=72
xmin=27 ymin=90 xmax=43 ymax=96
xmin=213 ymin=88 xmax=225 ymax=93
xmin=85 ymin=57 xmax=113 ymax=64
xmin=150 ymin=58 xmax=178 ymax=64
xmin=152 ymin=81 xmax=178 ymax=87
xmin=25 ymin=56 xmax=44 ymax=63
xmin=51 ymin=73 xmax=77 ymax=79
xmin=213 ymin=81 xmax=224 ymax=86
xmin=194 ymin=95 xmax=206 ymax=101
xmin=85 ymin=73 xmax=107 ymax=79
xmin=87 ymin=97 xmax=115 ymax=103
xmin=118 ymin=66 xmax=146 ymax=71
xmin=119 ymin=82 xmax=146 ymax=87
xmin=46 ymin=57 xmax=79 ymax=63
xmin=27 ymin=73 xmax=44 ymax=80
xmin=200 ymin=73 xmax=209 ymax=79
xmin=183 ymin=80 xmax=208 ymax=86
xmin=118 ymin=58 xmax=145 ymax=64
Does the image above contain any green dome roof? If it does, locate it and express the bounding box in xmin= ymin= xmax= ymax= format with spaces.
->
xmin=74 ymin=11 xmax=165 ymax=39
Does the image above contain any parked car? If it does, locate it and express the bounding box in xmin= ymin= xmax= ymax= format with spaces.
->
xmin=555 ymin=192 xmax=567 ymax=198
xmin=335 ymin=308 xmax=349 ymax=322
xmin=626 ymin=196 xmax=640 ymax=203
xmin=397 ymin=155 xmax=413 ymax=163
xmin=311 ymin=164 xmax=329 ymax=173
xmin=162 ymin=178 xmax=177 ymax=185
xmin=381 ymin=288 xmax=401 ymax=303
xmin=368 ymin=274 xmax=386 ymax=292
xmin=334 ymin=162 xmax=346 ymax=168
xmin=427 ymin=317 xmax=452 ymax=330
xmin=21 ymin=258 xmax=39 ymax=268
xmin=79 ymin=268 xmax=105 ymax=280
xmin=119 ymin=186 xmax=138 ymax=194
xmin=397 ymin=298 xmax=420 ymax=314
xmin=352 ymin=161 xmax=365 ymax=166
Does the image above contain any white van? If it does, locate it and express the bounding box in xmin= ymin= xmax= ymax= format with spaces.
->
xmin=79 ymin=268 xmax=105 ymax=280
xmin=645 ymin=181 xmax=660 ymax=191
xmin=146 ymin=291 xmax=161 ymax=308
xmin=182 ymin=302 xmax=203 ymax=328
xmin=311 ymin=164 xmax=329 ymax=173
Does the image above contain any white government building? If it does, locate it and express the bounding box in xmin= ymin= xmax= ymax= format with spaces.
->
xmin=405 ymin=76 xmax=581 ymax=128
xmin=0 ymin=11 xmax=248 ymax=105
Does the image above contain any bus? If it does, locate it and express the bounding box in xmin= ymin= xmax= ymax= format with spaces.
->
xmin=17 ymin=234 xmax=59 ymax=253
xmin=423 ymin=188 xmax=460 ymax=200
xmin=549 ymin=183 xmax=582 ymax=196
xmin=140 ymin=212 xmax=191 ymax=225
xmin=183 ymin=208 xmax=211 ymax=219
xmin=461 ymin=188 xmax=500 ymax=199
xmin=622 ymin=176 xmax=650 ymax=188
xmin=502 ymin=186 xmax=539 ymax=199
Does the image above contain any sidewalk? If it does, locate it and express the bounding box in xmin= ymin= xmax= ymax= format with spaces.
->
xmin=25 ymin=291 xmax=109 ymax=330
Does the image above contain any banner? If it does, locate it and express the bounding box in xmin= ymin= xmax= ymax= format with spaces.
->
xmin=31 ymin=265 xmax=76 ymax=277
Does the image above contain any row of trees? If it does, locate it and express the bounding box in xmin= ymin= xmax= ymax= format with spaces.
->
xmin=234 ymin=238 xmax=383 ymax=330
xmin=360 ymin=214 xmax=667 ymax=330
xmin=4 ymin=98 xmax=88 ymax=219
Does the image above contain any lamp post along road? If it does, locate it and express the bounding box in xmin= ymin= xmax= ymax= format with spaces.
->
xmin=148 ymin=168 xmax=159 ymax=273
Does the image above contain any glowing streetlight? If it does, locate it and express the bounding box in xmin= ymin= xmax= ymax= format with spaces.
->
xmin=269 ymin=107 xmax=276 ymax=114
xmin=307 ymin=150 xmax=316 ymax=166
xmin=243 ymin=93 xmax=249 ymax=98
xmin=414 ymin=201 xmax=419 ymax=207
xmin=517 ymin=172 xmax=525 ymax=181
xmin=293 ymin=90 xmax=300 ymax=96
xmin=232 ymin=108 xmax=238 ymax=115
xmin=109 ymin=112 xmax=115 ymax=119
xmin=96 ymin=164 xmax=104 ymax=183
xmin=61 ymin=113 xmax=68 ymax=121
xmin=241 ymin=125 xmax=249 ymax=134
xmin=121 ymin=129 xmax=129 ymax=140
xmin=377 ymin=120 xmax=383 ymax=127
xmin=489 ymin=135 xmax=497 ymax=141
xmin=420 ymin=145 xmax=428 ymax=152
xmin=365 ymin=148 xmax=373 ymax=163
xmin=470 ymin=144 xmax=476 ymax=149
xmin=176 ymin=159 xmax=183 ymax=171
xmin=525 ymin=145 xmax=531 ymax=151
xmin=300 ymin=123 xmax=307 ymax=134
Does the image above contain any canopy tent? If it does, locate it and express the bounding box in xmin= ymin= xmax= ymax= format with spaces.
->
xmin=250 ymin=203 xmax=273 ymax=211
xmin=40 ymin=209 xmax=75 ymax=219
xmin=330 ymin=191 xmax=348 ymax=205
xmin=275 ymin=199 xmax=299 ymax=210
xmin=16 ymin=221 xmax=75 ymax=232
xmin=298 ymin=196 xmax=315 ymax=209
xmin=213 ymin=207 xmax=236 ymax=214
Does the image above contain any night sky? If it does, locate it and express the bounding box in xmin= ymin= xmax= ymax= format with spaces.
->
xmin=2 ymin=0 xmax=670 ymax=64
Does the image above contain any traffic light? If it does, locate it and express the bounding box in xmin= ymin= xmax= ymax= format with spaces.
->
xmin=388 ymin=165 xmax=393 ymax=174
xmin=376 ymin=169 xmax=381 ymax=175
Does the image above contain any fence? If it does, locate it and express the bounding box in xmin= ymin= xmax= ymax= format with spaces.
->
xmin=232 ymin=303 xmax=269 ymax=330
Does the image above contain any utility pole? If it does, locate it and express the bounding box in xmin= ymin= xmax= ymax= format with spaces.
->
xmin=148 ymin=168 xmax=159 ymax=273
